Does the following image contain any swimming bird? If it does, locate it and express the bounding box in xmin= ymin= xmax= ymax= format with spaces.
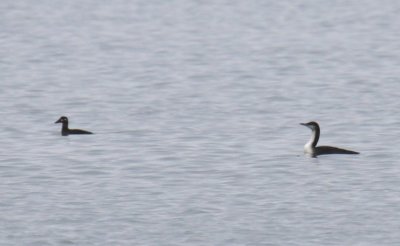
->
xmin=55 ymin=116 xmax=93 ymax=136
xmin=300 ymin=121 xmax=359 ymax=157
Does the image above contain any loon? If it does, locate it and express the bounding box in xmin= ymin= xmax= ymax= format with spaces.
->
xmin=55 ymin=116 xmax=93 ymax=136
xmin=300 ymin=121 xmax=359 ymax=157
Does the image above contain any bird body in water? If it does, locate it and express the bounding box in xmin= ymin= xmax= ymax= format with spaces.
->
xmin=55 ymin=116 xmax=93 ymax=136
xmin=300 ymin=121 xmax=359 ymax=157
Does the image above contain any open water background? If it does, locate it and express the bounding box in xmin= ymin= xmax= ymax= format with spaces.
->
xmin=1 ymin=1 xmax=400 ymax=245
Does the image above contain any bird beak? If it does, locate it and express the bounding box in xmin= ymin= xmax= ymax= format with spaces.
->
xmin=55 ymin=119 xmax=61 ymax=124
xmin=300 ymin=123 xmax=306 ymax=126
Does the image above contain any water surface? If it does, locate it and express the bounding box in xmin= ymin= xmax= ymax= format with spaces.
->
xmin=1 ymin=1 xmax=400 ymax=245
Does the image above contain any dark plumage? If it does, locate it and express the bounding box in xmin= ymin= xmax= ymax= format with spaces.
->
xmin=300 ymin=121 xmax=359 ymax=157
xmin=55 ymin=116 xmax=93 ymax=136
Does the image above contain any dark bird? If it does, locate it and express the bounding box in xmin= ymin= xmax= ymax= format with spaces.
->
xmin=300 ymin=121 xmax=359 ymax=157
xmin=55 ymin=116 xmax=93 ymax=136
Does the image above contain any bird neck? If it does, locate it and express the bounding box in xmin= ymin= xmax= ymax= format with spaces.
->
xmin=62 ymin=122 xmax=69 ymax=131
xmin=310 ymin=126 xmax=320 ymax=147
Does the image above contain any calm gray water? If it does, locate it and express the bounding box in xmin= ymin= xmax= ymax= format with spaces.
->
xmin=2 ymin=0 xmax=400 ymax=245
